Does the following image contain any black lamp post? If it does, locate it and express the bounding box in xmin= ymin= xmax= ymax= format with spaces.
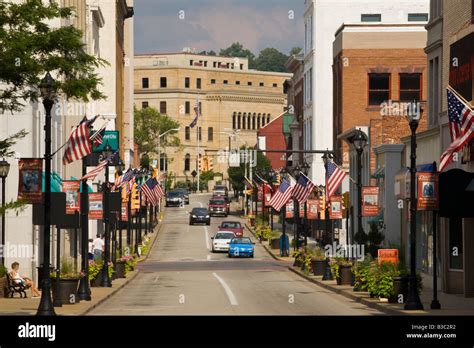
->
xmin=37 ymin=72 xmax=57 ymax=316
xmin=405 ymin=100 xmax=424 ymax=310
xmin=321 ymin=151 xmax=333 ymax=281
xmin=301 ymin=161 xmax=310 ymax=246
xmin=100 ymin=141 xmax=113 ymax=287
xmin=0 ymin=159 xmax=10 ymax=268
xmin=280 ymin=168 xmax=288 ymax=257
xmin=292 ymin=165 xmax=301 ymax=251
xmin=352 ymin=129 xmax=367 ymax=246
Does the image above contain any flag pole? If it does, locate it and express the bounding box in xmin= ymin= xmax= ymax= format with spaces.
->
xmin=447 ymin=85 xmax=473 ymax=109
xmin=196 ymin=96 xmax=200 ymax=192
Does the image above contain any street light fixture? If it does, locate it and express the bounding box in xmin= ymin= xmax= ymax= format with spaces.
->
xmin=301 ymin=161 xmax=310 ymax=246
xmin=0 ymin=159 xmax=10 ymax=267
xmin=321 ymin=151 xmax=333 ymax=281
xmin=37 ymin=72 xmax=57 ymax=316
xmin=405 ymin=100 xmax=424 ymax=310
xmin=100 ymin=140 xmax=113 ymax=287
xmin=351 ymin=129 xmax=367 ymax=250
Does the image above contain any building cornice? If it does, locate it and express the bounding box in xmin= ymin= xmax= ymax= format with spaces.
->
xmin=134 ymin=65 xmax=292 ymax=78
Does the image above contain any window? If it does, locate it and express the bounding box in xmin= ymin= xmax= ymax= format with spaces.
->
xmin=262 ymin=114 xmax=266 ymax=127
xmin=190 ymin=60 xmax=193 ymax=66
xmin=252 ymin=114 xmax=256 ymax=129
xmin=159 ymin=154 xmax=167 ymax=171
xmin=160 ymin=101 xmax=167 ymax=114
xmin=259 ymin=82 xmax=264 ymax=87
xmin=197 ymin=78 xmax=202 ymax=89
xmin=368 ymin=73 xmax=390 ymax=105
xmin=198 ymin=127 xmax=202 ymax=141
xmin=185 ymin=77 xmax=190 ymax=88
xmin=273 ymin=83 xmax=277 ymax=88
xmin=141 ymin=101 xmax=149 ymax=109
xmin=399 ymin=73 xmax=421 ymax=101
xmin=361 ymin=14 xmax=381 ymax=22
xmin=236 ymin=81 xmax=240 ymax=85
xmin=184 ymin=154 xmax=190 ymax=171
xmin=211 ymin=79 xmax=216 ymax=84
xmin=142 ymin=77 xmax=149 ymax=88
xmin=408 ymin=13 xmax=428 ymax=21
xmin=257 ymin=115 xmax=261 ymax=128
xmin=185 ymin=126 xmax=190 ymax=140
xmin=160 ymin=77 xmax=167 ymax=88
xmin=204 ymin=61 xmax=208 ymax=67
xmin=223 ymin=80 xmax=228 ymax=84
xmin=213 ymin=62 xmax=217 ymax=68
xmin=240 ymin=64 xmax=243 ymax=70
xmin=208 ymin=127 xmax=213 ymax=141
xmin=185 ymin=101 xmax=190 ymax=114
xmin=232 ymin=112 xmax=236 ymax=129
xmin=242 ymin=113 xmax=246 ymax=129
xmin=449 ymin=218 xmax=463 ymax=269
xmin=248 ymin=81 xmax=252 ymax=86
xmin=247 ymin=114 xmax=251 ymax=129
xmin=267 ymin=115 xmax=270 ymax=124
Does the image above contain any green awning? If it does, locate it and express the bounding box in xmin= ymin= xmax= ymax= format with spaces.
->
xmin=282 ymin=113 xmax=295 ymax=135
xmin=372 ymin=166 xmax=385 ymax=179
xmin=42 ymin=171 xmax=62 ymax=193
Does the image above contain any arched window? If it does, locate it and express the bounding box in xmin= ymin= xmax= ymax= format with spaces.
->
xmin=208 ymin=127 xmax=213 ymax=141
xmin=184 ymin=154 xmax=190 ymax=171
xmin=238 ymin=112 xmax=241 ymax=129
xmin=257 ymin=113 xmax=261 ymax=129
xmin=252 ymin=113 xmax=256 ymax=129
xmin=267 ymin=114 xmax=271 ymax=124
xmin=247 ymin=113 xmax=251 ymax=129
xmin=185 ymin=126 xmax=190 ymax=140
xmin=262 ymin=113 xmax=266 ymax=127
xmin=232 ymin=112 xmax=236 ymax=129
xmin=242 ymin=113 xmax=246 ymax=129
xmin=160 ymin=154 xmax=168 ymax=172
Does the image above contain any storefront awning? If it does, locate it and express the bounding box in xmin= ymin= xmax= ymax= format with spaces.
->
xmin=439 ymin=169 xmax=474 ymax=218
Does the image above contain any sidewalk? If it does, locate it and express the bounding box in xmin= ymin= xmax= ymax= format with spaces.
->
xmin=246 ymin=223 xmax=474 ymax=316
xmin=0 ymin=218 xmax=162 ymax=316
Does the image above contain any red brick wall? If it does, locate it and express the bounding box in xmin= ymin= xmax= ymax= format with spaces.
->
xmin=258 ymin=116 xmax=287 ymax=169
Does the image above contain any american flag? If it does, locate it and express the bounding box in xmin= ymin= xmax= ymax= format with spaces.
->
xmin=189 ymin=98 xmax=200 ymax=128
xmin=141 ymin=178 xmax=159 ymax=206
xmin=326 ymin=160 xmax=346 ymax=199
xmin=62 ymin=115 xmax=98 ymax=165
xmin=80 ymin=152 xmax=117 ymax=181
xmin=293 ymin=173 xmax=315 ymax=203
xmin=439 ymin=88 xmax=474 ymax=172
xmin=268 ymin=178 xmax=294 ymax=212
xmin=91 ymin=127 xmax=106 ymax=147
xmin=126 ymin=174 xmax=136 ymax=194
xmin=111 ymin=168 xmax=134 ymax=191
xmin=156 ymin=181 xmax=165 ymax=199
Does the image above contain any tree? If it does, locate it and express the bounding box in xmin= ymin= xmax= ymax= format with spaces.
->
xmin=199 ymin=50 xmax=217 ymax=56
xmin=254 ymin=48 xmax=289 ymax=73
xmin=0 ymin=0 xmax=107 ymax=113
xmin=219 ymin=42 xmax=256 ymax=69
xmin=134 ymin=106 xmax=180 ymax=157
xmin=289 ymin=46 xmax=303 ymax=56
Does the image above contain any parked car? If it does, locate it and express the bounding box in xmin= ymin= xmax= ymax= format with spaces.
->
xmin=189 ymin=207 xmax=210 ymax=225
xmin=212 ymin=195 xmax=230 ymax=214
xmin=166 ymin=191 xmax=184 ymax=207
xmin=210 ymin=231 xmax=236 ymax=252
xmin=212 ymin=185 xmax=228 ymax=197
xmin=174 ymin=188 xmax=190 ymax=204
xmin=218 ymin=221 xmax=243 ymax=237
xmin=228 ymin=237 xmax=255 ymax=258
xmin=208 ymin=197 xmax=228 ymax=217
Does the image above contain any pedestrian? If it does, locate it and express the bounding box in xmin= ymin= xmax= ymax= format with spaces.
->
xmin=88 ymin=238 xmax=94 ymax=260
xmin=92 ymin=234 xmax=104 ymax=262
xmin=10 ymin=262 xmax=41 ymax=298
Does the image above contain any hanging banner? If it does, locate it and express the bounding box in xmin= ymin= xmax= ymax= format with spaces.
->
xmin=18 ymin=158 xmax=43 ymax=204
xmin=62 ymin=180 xmax=80 ymax=214
xmin=88 ymin=192 xmax=103 ymax=220
xmin=121 ymin=202 xmax=128 ymax=221
xmin=417 ymin=172 xmax=439 ymax=210
xmin=257 ymin=185 xmax=263 ymax=202
xmin=307 ymin=199 xmax=318 ymax=220
xmin=121 ymin=186 xmax=129 ymax=202
xmin=285 ymin=200 xmax=294 ymax=218
xmin=362 ymin=186 xmax=380 ymax=217
xmin=329 ymin=195 xmax=343 ymax=219
xmin=264 ymin=193 xmax=272 ymax=206
xmin=299 ymin=202 xmax=305 ymax=218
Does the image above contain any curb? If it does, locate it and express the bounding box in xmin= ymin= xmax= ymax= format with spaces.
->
xmin=244 ymin=223 xmax=284 ymax=261
xmin=287 ymin=266 xmax=409 ymax=316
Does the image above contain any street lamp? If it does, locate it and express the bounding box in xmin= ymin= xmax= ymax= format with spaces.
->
xmin=280 ymin=167 xmax=288 ymax=257
xmin=292 ymin=165 xmax=301 ymax=251
xmin=157 ymin=128 xmax=180 ymax=180
xmin=100 ymin=141 xmax=113 ymax=287
xmin=321 ymin=151 xmax=333 ymax=281
xmin=0 ymin=159 xmax=10 ymax=267
xmin=352 ymin=129 xmax=367 ymax=248
xmin=37 ymin=72 xmax=57 ymax=316
xmin=405 ymin=100 xmax=424 ymax=310
xmin=301 ymin=161 xmax=310 ymax=246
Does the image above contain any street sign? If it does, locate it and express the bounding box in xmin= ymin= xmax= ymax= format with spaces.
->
xmin=92 ymin=130 xmax=119 ymax=153
xmin=378 ymin=249 xmax=399 ymax=264
xmin=191 ymin=170 xmax=197 ymax=178
xmin=417 ymin=172 xmax=439 ymax=210
xmin=362 ymin=186 xmax=380 ymax=217
xmin=62 ymin=180 xmax=80 ymax=214
xmin=88 ymin=193 xmax=103 ymax=220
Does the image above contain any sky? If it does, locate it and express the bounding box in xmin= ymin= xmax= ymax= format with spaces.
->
xmin=133 ymin=0 xmax=304 ymax=56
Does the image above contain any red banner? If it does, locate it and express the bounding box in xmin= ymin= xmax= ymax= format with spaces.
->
xmin=257 ymin=185 xmax=263 ymax=202
xmin=299 ymin=202 xmax=305 ymax=218
xmin=307 ymin=199 xmax=318 ymax=220
xmin=362 ymin=186 xmax=380 ymax=217
xmin=329 ymin=195 xmax=343 ymax=219
xmin=88 ymin=193 xmax=103 ymax=220
xmin=121 ymin=202 xmax=128 ymax=221
xmin=417 ymin=172 xmax=439 ymax=210
xmin=18 ymin=158 xmax=43 ymax=204
xmin=285 ymin=200 xmax=294 ymax=218
xmin=62 ymin=180 xmax=80 ymax=214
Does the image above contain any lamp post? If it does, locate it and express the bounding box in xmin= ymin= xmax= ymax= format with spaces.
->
xmin=301 ymin=161 xmax=310 ymax=246
xmin=321 ymin=151 xmax=333 ymax=281
xmin=37 ymin=72 xmax=57 ymax=316
xmin=352 ymin=129 xmax=367 ymax=246
xmin=405 ymin=100 xmax=424 ymax=310
xmin=280 ymin=167 xmax=288 ymax=257
xmin=100 ymin=141 xmax=113 ymax=287
xmin=292 ymin=165 xmax=301 ymax=251
xmin=0 ymin=159 xmax=10 ymax=267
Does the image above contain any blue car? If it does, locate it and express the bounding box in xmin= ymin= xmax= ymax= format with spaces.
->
xmin=228 ymin=237 xmax=255 ymax=258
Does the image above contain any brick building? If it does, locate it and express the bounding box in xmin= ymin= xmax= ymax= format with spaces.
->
xmin=257 ymin=114 xmax=287 ymax=170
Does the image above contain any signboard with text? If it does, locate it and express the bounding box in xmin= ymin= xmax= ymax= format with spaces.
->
xmin=285 ymin=200 xmax=294 ymax=218
xmin=88 ymin=193 xmax=103 ymax=220
xmin=378 ymin=249 xmax=399 ymax=264
xmin=18 ymin=158 xmax=43 ymax=204
xmin=62 ymin=180 xmax=80 ymax=214
xmin=329 ymin=195 xmax=343 ymax=219
xmin=362 ymin=186 xmax=380 ymax=217
xmin=307 ymin=199 xmax=318 ymax=220
xmin=121 ymin=202 xmax=128 ymax=221
xmin=417 ymin=172 xmax=439 ymax=210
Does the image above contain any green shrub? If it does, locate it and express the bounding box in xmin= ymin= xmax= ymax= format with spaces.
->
xmin=0 ymin=264 xmax=7 ymax=277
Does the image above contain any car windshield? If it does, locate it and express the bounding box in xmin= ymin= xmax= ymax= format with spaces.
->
xmin=214 ymin=186 xmax=226 ymax=191
xmin=210 ymin=200 xmax=224 ymax=205
xmin=222 ymin=222 xmax=240 ymax=229
xmin=192 ymin=208 xmax=208 ymax=214
xmin=215 ymin=232 xmax=235 ymax=239
xmin=167 ymin=192 xmax=181 ymax=198
xmin=231 ymin=238 xmax=252 ymax=244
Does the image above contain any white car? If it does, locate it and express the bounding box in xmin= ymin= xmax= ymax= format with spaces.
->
xmin=211 ymin=231 xmax=236 ymax=252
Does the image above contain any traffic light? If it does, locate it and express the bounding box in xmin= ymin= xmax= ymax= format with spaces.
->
xmin=131 ymin=183 xmax=140 ymax=210
xmin=318 ymin=193 xmax=326 ymax=219
xmin=198 ymin=155 xmax=203 ymax=172
xmin=207 ymin=156 xmax=213 ymax=172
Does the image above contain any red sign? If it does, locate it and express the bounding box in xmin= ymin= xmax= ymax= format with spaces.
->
xmin=121 ymin=202 xmax=128 ymax=221
xmin=88 ymin=193 xmax=103 ymax=220
xmin=18 ymin=158 xmax=43 ymax=204
xmin=362 ymin=186 xmax=379 ymax=217
xmin=299 ymin=202 xmax=305 ymax=218
xmin=329 ymin=195 xmax=343 ymax=219
xmin=257 ymin=185 xmax=263 ymax=202
xmin=378 ymin=249 xmax=399 ymax=264
xmin=307 ymin=199 xmax=318 ymax=220
xmin=264 ymin=193 xmax=272 ymax=206
xmin=417 ymin=172 xmax=439 ymax=210
xmin=62 ymin=180 xmax=80 ymax=214
xmin=285 ymin=200 xmax=294 ymax=218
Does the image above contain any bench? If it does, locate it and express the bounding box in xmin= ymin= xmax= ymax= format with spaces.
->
xmin=6 ymin=273 xmax=27 ymax=298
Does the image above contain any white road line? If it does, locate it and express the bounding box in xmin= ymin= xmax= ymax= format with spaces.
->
xmin=212 ymin=272 xmax=238 ymax=306
xmin=153 ymin=275 xmax=160 ymax=283
xmin=204 ymin=226 xmax=210 ymax=250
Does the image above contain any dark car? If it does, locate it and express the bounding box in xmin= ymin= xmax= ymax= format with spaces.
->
xmin=189 ymin=207 xmax=210 ymax=225
xmin=165 ymin=191 xmax=184 ymax=207
xmin=208 ymin=197 xmax=228 ymax=217
xmin=174 ymin=188 xmax=190 ymax=204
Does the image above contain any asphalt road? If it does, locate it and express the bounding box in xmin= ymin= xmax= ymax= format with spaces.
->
xmin=89 ymin=193 xmax=382 ymax=315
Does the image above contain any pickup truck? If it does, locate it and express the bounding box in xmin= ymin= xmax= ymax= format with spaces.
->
xmin=212 ymin=194 xmax=230 ymax=213
xmin=208 ymin=197 xmax=228 ymax=217
xmin=218 ymin=221 xmax=244 ymax=237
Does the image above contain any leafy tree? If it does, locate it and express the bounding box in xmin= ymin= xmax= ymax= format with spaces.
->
xmin=134 ymin=106 xmax=180 ymax=157
xmin=219 ymin=42 xmax=256 ymax=69
xmin=200 ymin=170 xmax=215 ymax=182
xmin=0 ymin=0 xmax=108 ymax=113
xmin=254 ymin=48 xmax=289 ymax=73
xmin=199 ymin=50 xmax=217 ymax=56
xmin=289 ymin=46 xmax=303 ymax=56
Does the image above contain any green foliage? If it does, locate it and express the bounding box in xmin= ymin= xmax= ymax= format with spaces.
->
xmin=254 ymin=48 xmax=289 ymax=73
xmin=200 ymin=170 xmax=215 ymax=182
xmin=0 ymin=129 xmax=27 ymax=157
xmin=118 ymin=255 xmax=136 ymax=275
xmin=303 ymin=255 xmax=312 ymax=274
xmin=0 ymin=0 xmax=108 ymax=113
xmin=255 ymin=223 xmax=271 ymax=241
xmin=219 ymin=42 xmax=256 ymax=68
xmin=50 ymin=258 xmax=81 ymax=279
xmin=0 ymin=264 xmax=7 ymax=277
xmin=306 ymin=246 xmax=326 ymax=261
xmin=330 ymin=257 xmax=353 ymax=279
xmin=140 ymin=237 xmax=151 ymax=255
xmin=87 ymin=260 xmax=102 ymax=281
xmin=289 ymin=47 xmax=303 ymax=56
xmin=367 ymin=222 xmax=385 ymax=257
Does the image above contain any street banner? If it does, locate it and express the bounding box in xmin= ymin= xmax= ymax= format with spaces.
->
xmin=329 ymin=195 xmax=343 ymax=219
xmin=18 ymin=158 xmax=43 ymax=204
xmin=417 ymin=172 xmax=439 ymax=210
xmin=257 ymin=185 xmax=263 ymax=202
xmin=299 ymin=202 xmax=305 ymax=218
xmin=307 ymin=199 xmax=318 ymax=220
xmin=378 ymin=249 xmax=399 ymax=264
xmin=62 ymin=180 xmax=80 ymax=214
xmin=264 ymin=193 xmax=272 ymax=206
xmin=121 ymin=186 xmax=129 ymax=202
xmin=88 ymin=192 xmax=103 ymax=220
xmin=121 ymin=202 xmax=128 ymax=221
xmin=285 ymin=200 xmax=294 ymax=218
xmin=362 ymin=186 xmax=380 ymax=217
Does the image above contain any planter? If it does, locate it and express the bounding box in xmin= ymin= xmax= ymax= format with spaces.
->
xmin=389 ymin=276 xmax=409 ymax=303
xmin=269 ymin=239 xmax=280 ymax=249
xmin=336 ymin=265 xmax=352 ymax=285
xmin=90 ymin=272 xmax=103 ymax=287
xmin=115 ymin=262 xmax=126 ymax=278
xmin=293 ymin=259 xmax=302 ymax=267
xmin=51 ymin=278 xmax=80 ymax=305
xmin=311 ymin=260 xmax=326 ymax=276
xmin=0 ymin=276 xmax=7 ymax=298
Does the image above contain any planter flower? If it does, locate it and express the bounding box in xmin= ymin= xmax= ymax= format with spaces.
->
xmin=305 ymin=247 xmax=326 ymax=276
xmin=50 ymin=258 xmax=83 ymax=305
xmin=330 ymin=258 xmax=353 ymax=285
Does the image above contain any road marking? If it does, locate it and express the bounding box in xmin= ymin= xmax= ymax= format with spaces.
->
xmin=212 ymin=272 xmax=238 ymax=306
xmin=204 ymin=226 xmax=210 ymax=250
xmin=153 ymin=275 xmax=160 ymax=283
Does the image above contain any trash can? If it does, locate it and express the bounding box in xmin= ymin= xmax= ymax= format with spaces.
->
xmin=279 ymin=234 xmax=290 ymax=257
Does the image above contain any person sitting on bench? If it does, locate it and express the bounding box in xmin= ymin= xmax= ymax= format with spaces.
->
xmin=10 ymin=262 xmax=41 ymax=298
